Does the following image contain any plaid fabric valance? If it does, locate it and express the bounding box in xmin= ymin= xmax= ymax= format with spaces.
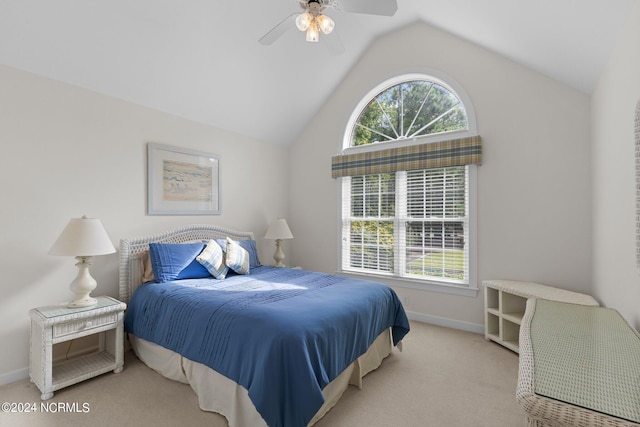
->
xmin=331 ymin=135 xmax=482 ymax=178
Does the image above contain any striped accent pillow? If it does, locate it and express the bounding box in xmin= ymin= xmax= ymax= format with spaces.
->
xmin=225 ymin=237 xmax=250 ymax=275
xmin=196 ymin=240 xmax=229 ymax=279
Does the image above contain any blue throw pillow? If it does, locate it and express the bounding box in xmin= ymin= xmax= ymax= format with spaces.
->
xmin=240 ymin=239 xmax=261 ymax=268
xmin=148 ymin=242 xmax=211 ymax=282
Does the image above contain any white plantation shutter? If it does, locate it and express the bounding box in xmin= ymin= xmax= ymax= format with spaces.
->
xmin=400 ymin=167 xmax=468 ymax=283
xmin=342 ymin=166 xmax=469 ymax=285
xmin=342 ymin=174 xmax=395 ymax=273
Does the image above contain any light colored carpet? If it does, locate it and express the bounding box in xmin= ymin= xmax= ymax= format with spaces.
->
xmin=0 ymin=321 xmax=526 ymax=426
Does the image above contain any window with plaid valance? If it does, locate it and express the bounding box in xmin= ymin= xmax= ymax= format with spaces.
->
xmin=336 ymin=74 xmax=480 ymax=292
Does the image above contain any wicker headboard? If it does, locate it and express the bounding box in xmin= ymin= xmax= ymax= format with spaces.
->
xmin=118 ymin=224 xmax=255 ymax=305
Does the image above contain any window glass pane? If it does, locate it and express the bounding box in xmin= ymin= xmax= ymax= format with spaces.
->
xmin=350 ymin=220 xmax=364 ymax=245
xmin=365 ymin=201 xmax=379 ymax=217
xmin=351 ymin=195 xmax=364 ymax=217
xmin=352 ymin=80 xmax=468 ymax=147
xmin=404 ymin=220 xmax=465 ymax=280
xmin=380 ymin=193 xmax=395 ymax=216
xmin=407 ymin=167 xmax=465 ymax=218
xmin=348 ymin=220 xmax=394 ymax=272
xmin=350 ymin=176 xmax=363 ymax=216
xmin=444 ymin=222 xmax=464 ymax=249
xmin=351 ymin=174 xmax=395 ymax=219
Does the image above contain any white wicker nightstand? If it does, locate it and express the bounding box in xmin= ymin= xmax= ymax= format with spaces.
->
xmin=29 ymin=296 xmax=126 ymax=400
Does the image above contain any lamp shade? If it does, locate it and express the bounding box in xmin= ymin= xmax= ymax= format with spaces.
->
xmin=49 ymin=216 xmax=116 ymax=256
xmin=265 ymin=218 xmax=293 ymax=240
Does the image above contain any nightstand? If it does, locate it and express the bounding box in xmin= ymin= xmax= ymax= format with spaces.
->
xmin=29 ymin=296 xmax=126 ymax=400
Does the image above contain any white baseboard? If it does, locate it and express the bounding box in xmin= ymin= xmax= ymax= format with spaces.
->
xmin=406 ymin=310 xmax=484 ymax=334
xmin=0 ymin=367 xmax=29 ymax=386
xmin=0 ymin=343 xmax=100 ymax=387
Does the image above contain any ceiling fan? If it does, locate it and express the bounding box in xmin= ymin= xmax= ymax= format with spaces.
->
xmin=259 ymin=0 xmax=398 ymax=54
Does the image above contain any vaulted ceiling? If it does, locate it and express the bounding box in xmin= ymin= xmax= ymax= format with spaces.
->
xmin=0 ymin=0 xmax=634 ymax=146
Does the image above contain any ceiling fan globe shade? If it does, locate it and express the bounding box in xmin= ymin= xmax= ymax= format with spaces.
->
xmin=296 ymin=12 xmax=313 ymax=31
xmin=317 ymin=14 xmax=335 ymax=35
xmin=306 ymin=21 xmax=320 ymax=42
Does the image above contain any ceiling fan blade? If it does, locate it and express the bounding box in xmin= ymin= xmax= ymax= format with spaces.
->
xmin=337 ymin=0 xmax=398 ymax=16
xmin=259 ymin=13 xmax=298 ymax=45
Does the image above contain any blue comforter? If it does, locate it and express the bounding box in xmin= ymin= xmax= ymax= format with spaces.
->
xmin=124 ymin=266 xmax=410 ymax=427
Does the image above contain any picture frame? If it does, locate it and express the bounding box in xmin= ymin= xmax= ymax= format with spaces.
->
xmin=147 ymin=143 xmax=220 ymax=215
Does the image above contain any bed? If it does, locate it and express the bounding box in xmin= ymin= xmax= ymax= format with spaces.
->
xmin=119 ymin=224 xmax=410 ymax=427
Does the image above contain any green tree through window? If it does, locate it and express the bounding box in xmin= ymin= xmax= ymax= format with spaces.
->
xmin=352 ymin=80 xmax=468 ymax=146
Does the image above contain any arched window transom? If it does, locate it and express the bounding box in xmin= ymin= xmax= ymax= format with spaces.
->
xmin=350 ymin=79 xmax=469 ymax=147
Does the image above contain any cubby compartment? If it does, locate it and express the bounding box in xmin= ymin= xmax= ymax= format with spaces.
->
xmin=501 ymin=319 xmax=520 ymax=352
xmin=485 ymin=311 xmax=499 ymax=341
xmin=486 ymin=286 xmax=499 ymax=312
xmin=501 ymin=292 xmax=526 ymax=325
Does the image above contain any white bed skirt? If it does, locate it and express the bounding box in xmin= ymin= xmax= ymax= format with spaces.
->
xmin=129 ymin=328 xmax=395 ymax=427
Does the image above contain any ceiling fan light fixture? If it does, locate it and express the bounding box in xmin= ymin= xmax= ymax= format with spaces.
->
xmin=296 ymin=12 xmax=313 ymax=31
xmin=260 ymin=0 xmax=398 ymax=50
xmin=316 ymin=14 xmax=335 ymax=35
xmin=306 ymin=20 xmax=320 ymax=42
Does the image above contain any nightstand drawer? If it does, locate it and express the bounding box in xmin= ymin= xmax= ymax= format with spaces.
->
xmin=53 ymin=313 xmax=117 ymax=338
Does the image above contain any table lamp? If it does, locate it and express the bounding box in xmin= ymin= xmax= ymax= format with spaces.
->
xmin=265 ymin=218 xmax=293 ymax=267
xmin=49 ymin=216 xmax=116 ymax=307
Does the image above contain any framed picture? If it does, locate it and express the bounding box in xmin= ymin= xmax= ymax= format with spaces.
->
xmin=147 ymin=143 xmax=220 ymax=215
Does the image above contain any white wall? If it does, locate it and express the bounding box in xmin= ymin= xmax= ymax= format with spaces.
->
xmin=591 ymin=2 xmax=640 ymax=330
xmin=289 ymin=22 xmax=593 ymax=329
xmin=0 ymin=65 xmax=289 ymax=383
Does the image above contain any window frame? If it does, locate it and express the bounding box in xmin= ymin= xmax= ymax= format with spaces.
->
xmin=337 ymin=72 xmax=479 ymax=296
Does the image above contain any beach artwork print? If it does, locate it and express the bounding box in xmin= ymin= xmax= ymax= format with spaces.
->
xmin=162 ymin=160 xmax=213 ymax=202
xmin=147 ymin=143 xmax=220 ymax=215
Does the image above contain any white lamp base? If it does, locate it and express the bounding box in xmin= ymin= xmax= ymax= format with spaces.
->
xmin=68 ymin=296 xmax=98 ymax=308
xmin=68 ymin=256 xmax=98 ymax=308
xmin=272 ymin=239 xmax=286 ymax=268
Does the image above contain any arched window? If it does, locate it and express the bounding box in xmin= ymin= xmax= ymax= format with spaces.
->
xmin=332 ymin=74 xmax=481 ymax=292
xmin=350 ymin=79 xmax=468 ymax=146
